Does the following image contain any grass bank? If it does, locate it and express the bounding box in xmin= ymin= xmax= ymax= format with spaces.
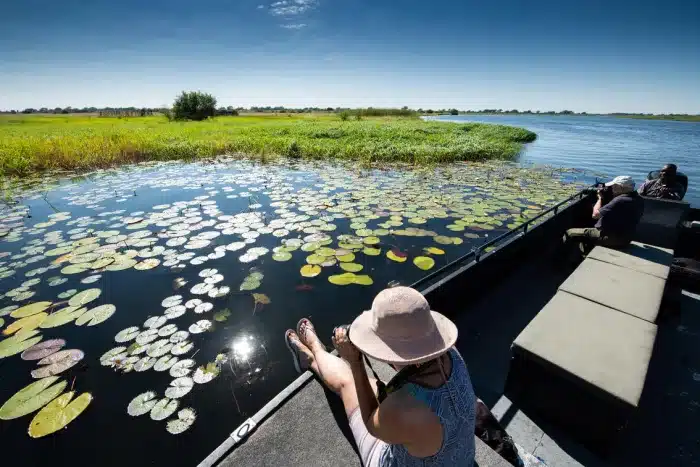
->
xmin=0 ymin=114 xmax=536 ymax=176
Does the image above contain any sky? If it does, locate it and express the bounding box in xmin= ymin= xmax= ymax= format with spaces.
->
xmin=1 ymin=0 xmax=699 ymax=113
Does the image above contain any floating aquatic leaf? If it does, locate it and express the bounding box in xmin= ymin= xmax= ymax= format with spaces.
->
xmin=353 ymin=275 xmax=374 ymax=286
xmin=169 ymin=331 xmax=189 ymax=344
xmin=363 ymin=236 xmax=380 ymax=245
xmin=10 ymin=302 xmax=52 ymax=319
xmin=208 ymin=286 xmax=230 ymax=298
xmin=68 ymin=288 xmax=102 ymax=307
xmin=252 ymin=293 xmax=271 ymax=305
xmin=154 ymin=355 xmax=178 ymax=372
xmin=100 ymin=346 xmax=127 ymax=366
xmin=128 ymin=341 xmax=150 ymax=355
xmin=28 ymin=391 xmax=92 ymax=438
xmin=328 ymin=273 xmax=356 ymax=286
xmin=21 ymin=339 xmax=67 ymax=361
xmin=362 ymin=247 xmax=381 ymax=256
xmin=3 ymin=312 xmax=48 ymax=335
xmin=158 ymin=324 xmax=178 ymax=336
xmin=171 ymin=340 xmax=194 ymax=356
xmin=127 ymin=391 xmax=158 ymax=416
xmin=386 ymin=250 xmax=407 ymax=263
xmin=134 ymin=356 xmax=156 ymax=372
xmin=423 ymin=247 xmax=445 ymax=255
xmin=198 ymin=268 xmax=218 ymax=278
xmin=31 ymin=349 xmax=84 ymax=378
xmin=145 ymin=316 xmax=167 ymax=329
xmin=136 ymin=329 xmax=159 ymax=345
xmin=0 ymin=376 xmax=67 ymax=420
xmin=213 ymin=308 xmax=231 ymax=322
xmin=170 ymin=359 xmax=195 ymax=377
xmin=413 ymin=256 xmax=436 ymax=271
xmin=193 ymin=362 xmax=220 ymax=384
xmin=57 ymin=289 xmax=78 ymax=299
xmin=339 ymin=263 xmax=363 ymax=272
xmin=164 ymin=377 xmax=194 ymax=398
xmin=336 ymin=252 xmax=356 ymax=262
xmin=300 ymin=265 xmax=321 ymax=278
xmin=164 ymin=305 xmax=186 ymax=319
xmin=433 ymin=235 xmax=453 ymax=245
xmin=189 ymin=320 xmax=212 ymax=334
xmin=239 ymin=279 xmax=261 ymax=291
xmin=172 ymin=277 xmax=188 ymax=290
xmin=151 ymin=398 xmax=179 ymax=421
xmin=191 ymin=282 xmax=213 ymax=295
xmin=134 ymin=258 xmax=160 ymax=270
xmin=272 ymin=251 xmax=292 ymax=261
xmin=161 ymin=295 xmax=183 ymax=308
xmin=115 ymin=326 xmax=140 ymax=343
xmin=40 ymin=307 xmax=86 ymax=328
xmin=166 ymin=407 xmax=196 ymax=434
xmin=75 ymin=304 xmax=116 ymax=326
xmin=147 ymin=339 xmax=174 ymax=358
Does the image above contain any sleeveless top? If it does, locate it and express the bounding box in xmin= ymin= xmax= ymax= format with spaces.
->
xmin=379 ymin=348 xmax=476 ymax=467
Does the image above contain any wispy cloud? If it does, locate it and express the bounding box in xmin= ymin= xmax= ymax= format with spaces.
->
xmin=257 ymin=4 xmax=265 ymax=9
xmin=268 ymin=0 xmax=319 ymax=17
xmin=280 ymin=23 xmax=307 ymax=29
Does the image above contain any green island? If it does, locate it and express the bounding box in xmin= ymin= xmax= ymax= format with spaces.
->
xmin=0 ymin=112 xmax=536 ymax=177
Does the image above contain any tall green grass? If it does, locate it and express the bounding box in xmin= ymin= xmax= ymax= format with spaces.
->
xmin=0 ymin=114 xmax=536 ymax=176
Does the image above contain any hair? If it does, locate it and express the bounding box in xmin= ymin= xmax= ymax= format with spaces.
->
xmin=663 ymin=164 xmax=678 ymax=175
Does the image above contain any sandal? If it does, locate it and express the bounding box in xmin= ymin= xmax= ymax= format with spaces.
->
xmin=284 ymin=330 xmax=303 ymax=374
xmin=297 ymin=318 xmax=324 ymax=350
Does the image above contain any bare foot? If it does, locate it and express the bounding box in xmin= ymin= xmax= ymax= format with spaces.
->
xmin=297 ymin=318 xmax=326 ymax=353
xmin=287 ymin=330 xmax=314 ymax=371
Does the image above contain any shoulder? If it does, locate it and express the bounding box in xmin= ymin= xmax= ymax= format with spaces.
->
xmin=381 ymin=388 xmax=437 ymax=426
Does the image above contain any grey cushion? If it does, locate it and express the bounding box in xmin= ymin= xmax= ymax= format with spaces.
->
xmin=559 ymin=258 xmax=666 ymax=322
xmin=587 ymin=241 xmax=673 ymax=280
xmin=513 ymin=291 xmax=657 ymax=407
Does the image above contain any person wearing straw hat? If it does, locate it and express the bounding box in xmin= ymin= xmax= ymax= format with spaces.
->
xmin=285 ymin=286 xmax=476 ymax=466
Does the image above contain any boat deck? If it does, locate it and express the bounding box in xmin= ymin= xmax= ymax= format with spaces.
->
xmin=215 ymin=254 xmax=700 ymax=466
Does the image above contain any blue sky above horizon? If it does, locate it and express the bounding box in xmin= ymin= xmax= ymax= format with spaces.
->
xmin=1 ymin=0 xmax=699 ymax=113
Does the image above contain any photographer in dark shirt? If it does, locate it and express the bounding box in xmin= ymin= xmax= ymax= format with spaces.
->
xmin=637 ymin=164 xmax=686 ymax=200
xmin=565 ymin=176 xmax=645 ymax=252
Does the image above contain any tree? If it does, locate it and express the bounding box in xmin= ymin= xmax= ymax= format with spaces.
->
xmin=449 ymin=109 xmax=459 ymax=115
xmin=172 ymin=91 xmax=217 ymax=121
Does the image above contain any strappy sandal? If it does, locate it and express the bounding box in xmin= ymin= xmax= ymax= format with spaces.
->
xmin=297 ymin=318 xmax=324 ymax=351
xmin=284 ymin=330 xmax=303 ymax=374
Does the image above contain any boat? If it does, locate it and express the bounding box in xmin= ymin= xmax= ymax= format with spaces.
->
xmin=200 ymin=188 xmax=700 ymax=467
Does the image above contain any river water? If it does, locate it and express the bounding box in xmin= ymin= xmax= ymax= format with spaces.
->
xmin=432 ymin=115 xmax=700 ymax=206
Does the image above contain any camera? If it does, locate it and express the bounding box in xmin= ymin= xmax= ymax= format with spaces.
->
xmin=583 ymin=181 xmax=613 ymax=205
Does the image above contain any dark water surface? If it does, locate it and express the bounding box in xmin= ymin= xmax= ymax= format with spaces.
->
xmin=432 ymin=115 xmax=700 ymax=206
xmin=0 ymin=160 xmax=580 ymax=466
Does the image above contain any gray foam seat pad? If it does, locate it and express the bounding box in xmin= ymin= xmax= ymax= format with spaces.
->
xmin=513 ymin=291 xmax=657 ymax=407
xmin=558 ymin=258 xmax=666 ymax=323
xmin=587 ymin=241 xmax=672 ymax=280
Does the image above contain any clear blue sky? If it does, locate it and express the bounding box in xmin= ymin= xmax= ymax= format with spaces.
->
xmin=1 ymin=0 xmax=699 ymax=113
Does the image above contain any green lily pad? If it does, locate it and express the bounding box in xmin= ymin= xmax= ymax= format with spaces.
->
xmin=336 ymin=252 xmax=355 ymax=262
xmin=10 ymin=302 xmax=53 ymax=319
xmin=362 ymin=247 xmax=381 ymax=256
xmin=386 ymin=250 xmax=407 ymax=263
xmin=0 ymin=376 xmax=67 ymax=420
xmin=0 ymin=331 xmax=43 ymax=359
xmin=40 ymin=307 xmax=86 ymax=328
xmin=413 ymin=256 xmax=436 ymax=271
xmin=300 ymin=265 xmax=321 ymax=278
xmin=74 ymin=304 xmax=116 ymax=326
xmin=252 ymin=293 xmax=271 ymax=305
xmin=423 ymin=247 xmax=445 ymax=255
xmin=28 ymin=391 xmax=93 ymax=438
xmin=339 ymin=263 xmax=363 ymax=272
xmin=3 ymin=313 xmax=48 ymax=335
xmin=68 ymin=288 xmax=102 ymax=307
xmin=272 ymin=251 xmax=292 ymax=261
xmin=150 ymin=398 xmax=179 ymax=421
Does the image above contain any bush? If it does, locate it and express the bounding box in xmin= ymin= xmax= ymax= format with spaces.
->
xmin=449 ymin=109 xmax=459 ymax=115
xmin=172 ymin=91 xmax=217 ymax=121
xmin=339 ymin=111 xmax=350 ymax=121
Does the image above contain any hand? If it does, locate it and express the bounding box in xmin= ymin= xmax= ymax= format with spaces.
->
xmin=333 ymin=326 xmax=362 ymax=363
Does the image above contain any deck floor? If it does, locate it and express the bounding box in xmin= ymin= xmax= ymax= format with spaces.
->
xmin=215 ymin=257 xmax=700 ymax=467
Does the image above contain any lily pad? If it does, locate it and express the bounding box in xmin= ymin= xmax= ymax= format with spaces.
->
xmin=166 ymin=407 xmax=196 ymax=434
xmin=164 ymin=377 xmax=194 ymax=398
xmin=150 ymin=398 xmax=179 ymax=421
xmin=74 ymin=304 xmax=116 ymax=326
xmin=3 ymin=313 xmax=48 ymax=335
xmin=68 ymin=288 xmax=102 ymax=307
xmin=413 ymin=256 xmax=436 ymax=271
xmin=339 ymin=263 xmax=363 ymax=272
xmin=40 ymin=307 xmax=86 ymax=329
xmin=154 ymin=355 xmax=178 ymax=372
xmin=28 ymin=391 xmax=92 ymax=438
xmin=300 ymin=265 xmax=321 ymax=278
xmin=31 ymin=349 xmax=84 ymax=378
xmin=362 ymin=247 xmax=381 ymax=256
xmin=21 ymin=339 xmax=66 ymax=361
xmin=144 ymin=315 xmax=167 ymax=329
xmin=115 ymin=326 xmax=140 ymax=343
xmin=423 ymin=247 xmax=445 ymax=255
xmin=134 ymin=356 xmax=156 ymax=372
xmin=189 ymin=320 xmax=212 ymax=334
xmin=193 ymin=362 xmax=220 ymax=384
xmin=127 ymin=391 xmax=157 ymax=416
xmin=386 ymin=250 xmax=407 ymax=263
xmin=10 ymin=302 xmax=52 ymax=319
xmin=170 ymin=359 xmax=195 ymax=377
xmin=171 ymin=340 xmax=194 ymax=356
xmin=252 ymin=293 xmax=271 ymax=305
xmin=0 ymin=376 xmax=66 ymax=420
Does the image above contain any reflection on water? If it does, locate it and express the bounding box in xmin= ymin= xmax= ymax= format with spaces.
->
xmin=433 ymin=115 xmax=700 ymax=206
xmin=0 ymin=158 xmax=582 ymax=466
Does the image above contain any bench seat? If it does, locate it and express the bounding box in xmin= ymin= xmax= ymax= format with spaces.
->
xmin=587 ymin=241 xmax=673 ymax=280
xmin=558 ymin=257 xmax=666 ymax=323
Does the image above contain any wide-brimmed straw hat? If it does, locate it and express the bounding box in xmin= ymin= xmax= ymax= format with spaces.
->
xmin=349 ymin=287 xmax=458 ymax=365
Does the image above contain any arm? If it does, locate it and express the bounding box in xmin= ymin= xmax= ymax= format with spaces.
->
xmin=592 ymin=195 xmax=604 ymax=219
xmin=348 ymin=359 xmax=380 ymax=429
xmin=637 ymin=180 xmax=648 ymax=196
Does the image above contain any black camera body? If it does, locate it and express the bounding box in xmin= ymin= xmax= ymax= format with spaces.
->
xmin=596 ymin=183 xmax=614 ymax=205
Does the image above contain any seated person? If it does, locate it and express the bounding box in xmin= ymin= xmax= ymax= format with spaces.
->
xmin=638 ymin=164 xmax=686 ymax=200
xmin=565 ymin=175 xmax=644 ymax=250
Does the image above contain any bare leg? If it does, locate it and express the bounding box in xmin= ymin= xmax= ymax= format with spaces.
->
xmin=297 ymin=320 xmax=376 ymax=416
